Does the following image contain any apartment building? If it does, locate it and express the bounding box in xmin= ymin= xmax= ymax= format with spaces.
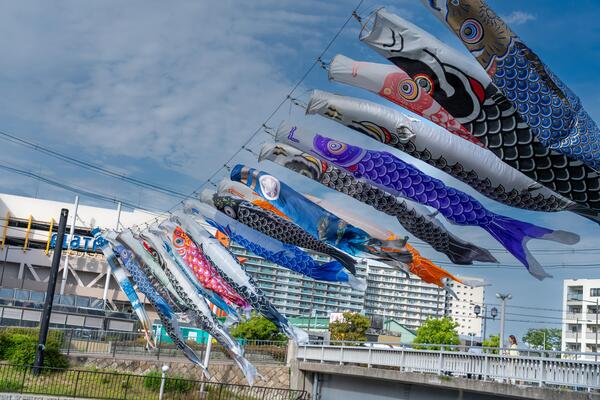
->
xmin=562 ymin=279 xmax=600 ymax=359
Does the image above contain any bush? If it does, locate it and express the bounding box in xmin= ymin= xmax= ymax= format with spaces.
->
xmin=0 ymin=377 xmax=23 ymax=392
xmin=143 ymin=371 xmax=193 ymax=393
xmin=1 ymin=332 xmax=68 ymax=369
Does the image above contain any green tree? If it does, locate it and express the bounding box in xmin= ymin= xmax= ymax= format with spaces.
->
xmin=230 ymin=314 xmax=286 ymax=341
xmin=522 ymin=328 xmax=562 ymax=350
xmin=482 ymin=334 xmax=500 ymax=354
xmin=412 ymin=317 xmax=459 ymax=350
xmin=329 ymin=312 xmax=370 ymax=342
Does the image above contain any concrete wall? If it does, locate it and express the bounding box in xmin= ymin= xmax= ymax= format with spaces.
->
xmin=68 ymin=355 xmax=290 ymax=389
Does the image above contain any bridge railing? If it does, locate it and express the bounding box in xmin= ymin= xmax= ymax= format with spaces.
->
xmin=306 ymin=339 xmax=599 ymax=360
xmin=297 ymin=343 xmax=600 ymax=390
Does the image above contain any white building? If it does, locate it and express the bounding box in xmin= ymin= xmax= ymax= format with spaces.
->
xmin=0 ymin=192 xmax=366 ymax=328
xmin=363 ymin=260 xmax=446 ymax=331
xmin=562 ymin=279 xmax=600 ymax=358
xmin=445 ymin=278 xmax=485 ymax=339
xmin=231 ymin=243 xmax=366 ymax=318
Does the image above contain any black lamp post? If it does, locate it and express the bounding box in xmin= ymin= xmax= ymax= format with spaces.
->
xmin=474 ymin=304 xmax=498 ymax=342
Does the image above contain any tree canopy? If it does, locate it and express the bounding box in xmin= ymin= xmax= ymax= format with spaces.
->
xmin=412 ymin=317 xmax=459 ymax=349
xmin=482 ymin=334 xmax=500 ymax=354
xmin=329 ymin=312 xmax=370 ymax=342
xmin=522 ymin=328 xmax=562 ymax=350
xmin=229 ymin=314 xmax=287 ymax=341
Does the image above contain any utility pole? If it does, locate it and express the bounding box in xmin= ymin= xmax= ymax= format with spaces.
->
xmin=34 ymin=208 xmax=69 ymax=375
xmin=102 ymin=202 xmax=121 ymax=308
xmin=60 ymin=196 xmax=79 ymax=295
xmin=496 ymin=293 xmax=512 ymax=351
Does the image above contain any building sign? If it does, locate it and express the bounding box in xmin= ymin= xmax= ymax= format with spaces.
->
xmin=49 ymin=233 xmax=106 ymax=253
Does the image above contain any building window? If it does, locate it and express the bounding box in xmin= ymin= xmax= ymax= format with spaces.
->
xmin=591 ymin=288 xmax=600 ymax=297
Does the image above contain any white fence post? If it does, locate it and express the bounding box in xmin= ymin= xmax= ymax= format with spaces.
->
xmin=321 ymin=344 xmax=325 ymax=363
xmin=340 ymin=345 xmax=344 ymax=366
xmin=483 ymin=354 xmax=489 ymax=381
xmin=437 ymin=352 xmax=443 ymax=375
xmin=538 ymin=359 xmax=544 ymax=387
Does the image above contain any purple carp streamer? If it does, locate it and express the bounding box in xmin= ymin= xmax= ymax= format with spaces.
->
xmin=259 ymin=143 xmax=496 ymax=265
xmin=277 ymin=124 xmax=580 ymax=280
xmin=306 ymin=90 xmax=594 ymax=218
xmin=422 ymin=0 xmax=600 ymax=170
xmin=359 ymin=8 xmax=600 ymax=215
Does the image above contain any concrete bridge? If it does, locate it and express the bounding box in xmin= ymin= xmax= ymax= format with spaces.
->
xmin=289 ymin=344 xmax=600 ymax=400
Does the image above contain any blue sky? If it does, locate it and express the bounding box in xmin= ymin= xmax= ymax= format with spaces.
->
xmin=0 ymin=0 xmax=599 ymax=342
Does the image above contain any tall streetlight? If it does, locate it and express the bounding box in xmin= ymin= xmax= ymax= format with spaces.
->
xmin=496 ymin=293 xmax=512 ymax=349
xmin=474 ymin=304 xmax=498 ymax=341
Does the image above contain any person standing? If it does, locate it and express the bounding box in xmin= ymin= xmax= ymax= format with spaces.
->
xmin=508 ymin=335 xmax=519 ymax=356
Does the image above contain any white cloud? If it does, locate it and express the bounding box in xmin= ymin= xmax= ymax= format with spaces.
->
xmin=501 ymin=11 xmax=536 ymax=26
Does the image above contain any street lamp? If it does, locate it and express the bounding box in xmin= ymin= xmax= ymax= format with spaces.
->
xmin=496 ymin=293 xmax=512 ymax=349
xmin=473 ymin=304 xmax=498 ymax=343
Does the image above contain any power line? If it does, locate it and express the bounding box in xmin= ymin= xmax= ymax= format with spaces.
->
xmin=0 ymin=129 xmax=189 ymax=199
xmin=0 ymin=162 xmax=162 ymax=216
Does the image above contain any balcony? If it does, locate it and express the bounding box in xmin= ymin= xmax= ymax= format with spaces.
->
xmin=565 ymin=313 xmax=583 ymax=321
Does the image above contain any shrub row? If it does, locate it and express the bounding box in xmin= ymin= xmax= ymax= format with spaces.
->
xmin=0 ymin=328 xmax=68 ymax=369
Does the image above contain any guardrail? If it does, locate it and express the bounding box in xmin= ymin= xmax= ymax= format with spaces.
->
xmin=297 ymin=344 xmax=600 ymax=390
xmin=0 ymin=363 xmax=307 ymax=400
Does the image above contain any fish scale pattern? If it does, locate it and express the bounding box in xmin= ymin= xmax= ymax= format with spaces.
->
xmin=213 ymin=195 xmax=356 ymax=272
xmin=352 ymin=151 xmax=494 ymax=225
xmin=113 ymin=246 xmax=192 ymax=357
xmin=492 ymin=43 xmax=600 ymax=169
xmin=462 ymin=86 xmax=600 ymax=209
xmin=171 ymin=228 xmax=247 ymax=308
xmin=269 ymin=153 xmax=495 ymax=265
xmin=197 ymin=243 xmax=292 ymax=332
xmin=349 ymin=123 xmax=568 ymax=211
xmin=218 ymin=223 xmax=334 ymax=279
xmin=135 ymin=254 xmax=187 ymax=312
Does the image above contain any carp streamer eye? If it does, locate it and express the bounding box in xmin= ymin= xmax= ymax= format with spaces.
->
xmin=460 ymin=19 xmax=483 ymax=44
xmin=414 ymin=74 xmax=434 ymax=95
xmin=224 ymin=205 xmax=237 ymax=219
xmin=327 ymin=141 xmax=347 ymax=154
xmin=259 ymin=175 xmax=281 ymax=201
xmin=398 ymin=79 xmax=419 ymax=101
xmin=174 ymin=236 xmax=185 ymax=247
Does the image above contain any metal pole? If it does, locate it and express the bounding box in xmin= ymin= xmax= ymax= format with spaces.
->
xmin=159 ymin=365 xmax=169 ymax=400
xmin=60 ymin=196 xmax=78 ymax=295
xmin=482 ymin=308 xmax=487 ymax=342
xmin=33 ymin=208 xmax=69 ymax=375
xmin=496 ymin=293 xmax=511 ymax=351
xmin=102 ymin=202 xmax=121 ymax=307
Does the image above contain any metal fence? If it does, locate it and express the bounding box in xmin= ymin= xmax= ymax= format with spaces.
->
xmin=0 ymin=363 xmax=308 ymax=400
xmin=58 ymin=328 xmax=289 ymax=364
xmin=297 ymin=343 xmax=600 ymax=390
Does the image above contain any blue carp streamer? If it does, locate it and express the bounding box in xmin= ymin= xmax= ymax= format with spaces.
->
xmin=422 ymin=0 xmax=600 ymax=169
xmin=186 ymin=200 xmax=365 ymax=290
xmin=230 ymin=165 xmax=413 ymax=267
